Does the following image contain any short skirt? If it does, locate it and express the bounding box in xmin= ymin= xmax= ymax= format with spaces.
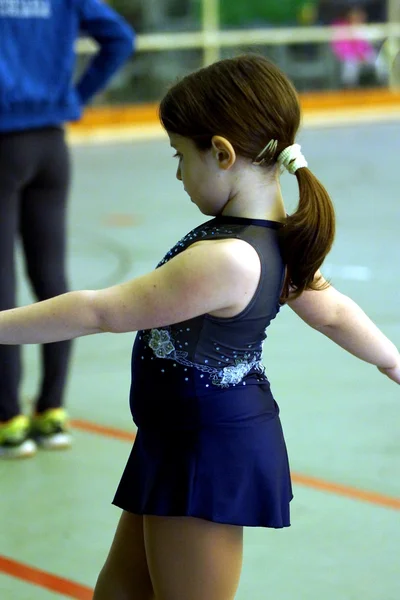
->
xmin=113 ymin=412 xmax=293 ymax=528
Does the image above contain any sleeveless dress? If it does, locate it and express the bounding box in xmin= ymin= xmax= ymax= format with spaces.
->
xmin=113 ymin=215 xmax=293 ymax=528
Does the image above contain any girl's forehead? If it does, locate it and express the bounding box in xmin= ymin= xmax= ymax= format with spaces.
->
xmin=168 ymin=133 xmax=185 ymax=147
xmin=168 ymin=134 xmax=201 ymax=153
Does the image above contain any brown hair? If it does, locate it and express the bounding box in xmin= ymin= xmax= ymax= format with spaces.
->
xmin=159 ymin=54 xmax=335 ymax=302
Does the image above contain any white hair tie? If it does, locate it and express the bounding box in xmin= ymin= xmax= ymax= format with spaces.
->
xmin=277 ymin=144 xmax=308 ymax=174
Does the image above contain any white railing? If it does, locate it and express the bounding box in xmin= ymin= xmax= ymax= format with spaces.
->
xmin=76 ymin=1 xmax=400 ymax=88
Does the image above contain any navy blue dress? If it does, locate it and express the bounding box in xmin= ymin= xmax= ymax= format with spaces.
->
xmin=113 ymin=216 xmax=293 ymax=528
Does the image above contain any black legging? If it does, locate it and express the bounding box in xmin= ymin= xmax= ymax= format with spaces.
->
xmin=0 ymin=127 xmax=72 ymax=421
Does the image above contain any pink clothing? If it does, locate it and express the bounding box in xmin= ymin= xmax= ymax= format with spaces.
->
xmin=331 ymin=19 xmax=375 ymax=62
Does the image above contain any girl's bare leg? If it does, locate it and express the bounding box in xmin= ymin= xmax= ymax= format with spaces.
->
xmin=94 ymin=511 xmax=155 ymax=600
xmin=144 ymin=515 xmax=243 ymax=600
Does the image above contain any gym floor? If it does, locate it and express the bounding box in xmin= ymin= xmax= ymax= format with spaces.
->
xmin=0 ymin=115 xmax=399 ymax=599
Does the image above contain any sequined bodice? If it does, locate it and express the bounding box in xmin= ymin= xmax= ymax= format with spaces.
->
xmin=129 ymin=216 xmax=284 ymax=427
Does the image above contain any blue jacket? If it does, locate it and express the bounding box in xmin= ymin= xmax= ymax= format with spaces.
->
xmin=0 ymin=0 xmax=135 ymax=132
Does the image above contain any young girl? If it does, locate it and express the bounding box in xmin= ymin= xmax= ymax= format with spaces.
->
xmin=0 ymin=55 xmax=398 ymax=599
xmin=331 ymin=6 xmax=387 ymax=87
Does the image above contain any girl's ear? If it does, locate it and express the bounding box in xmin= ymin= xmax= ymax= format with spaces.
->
xmin=211 ymin=136 xmax=236 ymax=170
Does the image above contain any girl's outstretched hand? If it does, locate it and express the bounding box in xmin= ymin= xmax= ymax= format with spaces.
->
xmin=378 ymin=360 xmax=400 ymax=384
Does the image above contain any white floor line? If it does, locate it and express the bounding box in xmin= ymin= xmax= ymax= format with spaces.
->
xmin=303 ymin=107 xmax=400 ymax=128
xmin=67 ymin=124 xmax=166 ymax=145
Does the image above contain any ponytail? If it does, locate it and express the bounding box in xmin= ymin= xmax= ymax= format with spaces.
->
xmin=279 ymin=167 xmax=335 ymax=303
xmin=157 ymin=53 xmax=335 ymax=300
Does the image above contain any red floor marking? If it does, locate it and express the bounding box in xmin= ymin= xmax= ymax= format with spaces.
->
xmin=291 ymin=472 xmax=400 ymax=510
xmin=71 ymin=419 xmax=134 ymax=442
xmin=0 ymin=555 xmax=92 ymax=599
xmin=72 ymin=418 xmax=400 ymax=511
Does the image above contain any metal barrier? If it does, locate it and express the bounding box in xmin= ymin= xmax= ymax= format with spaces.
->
xmin=76 ymin=0 xmax=400 ymax=89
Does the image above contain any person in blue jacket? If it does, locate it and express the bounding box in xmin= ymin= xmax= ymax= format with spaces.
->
xmin=0 ymin=0 xmax=134 ymax=459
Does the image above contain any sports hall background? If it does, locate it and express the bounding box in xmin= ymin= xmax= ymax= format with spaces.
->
xmin=1 ymin=1 xmax=400 ymax=598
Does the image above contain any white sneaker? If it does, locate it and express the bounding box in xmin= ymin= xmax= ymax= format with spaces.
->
xmin=0 ymin=415 xmax=37 ymax=459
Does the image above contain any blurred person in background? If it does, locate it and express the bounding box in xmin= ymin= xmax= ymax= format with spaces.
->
xmin=331 ymin=4 xmax=388 ymax=87
xmin=0 ymin=0 xmax=134 ymax=459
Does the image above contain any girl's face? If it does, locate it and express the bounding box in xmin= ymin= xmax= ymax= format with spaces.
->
xmin=168 ymin=134 xmax=234 ymax=216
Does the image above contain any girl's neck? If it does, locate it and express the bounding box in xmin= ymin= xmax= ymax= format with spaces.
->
xmin=221 ymin=176 xmax=286 ymax=223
